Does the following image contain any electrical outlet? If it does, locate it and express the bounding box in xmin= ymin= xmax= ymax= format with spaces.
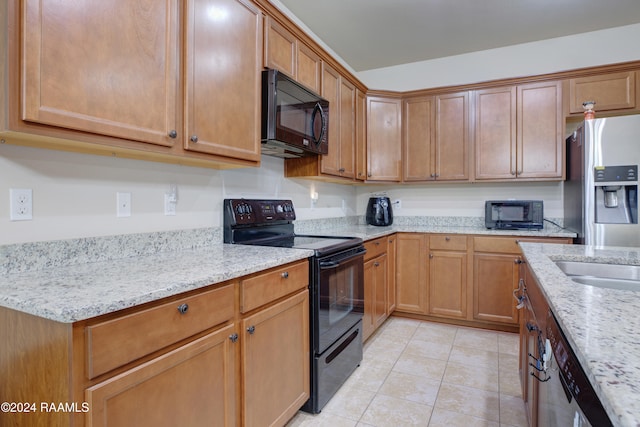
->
xmin=10 ymin=189 xmax=33 ymax=221
xmin=164 ymin=193 xmax=176 ymax=216
xmin=117 ymin=192 xmax=131 ymax=217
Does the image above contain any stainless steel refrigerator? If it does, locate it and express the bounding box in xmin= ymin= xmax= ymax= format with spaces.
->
xmin=564 ymin=115 xmax=639 ymax=247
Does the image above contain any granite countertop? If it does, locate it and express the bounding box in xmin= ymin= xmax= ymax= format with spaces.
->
xmin=519 ymin=242 xmax=640 ymax=427
xmin=0 ymin=222 xmax=574 ymax=324
xmin=0 ymin=244 xmax=313 ymax=323
xmin=306 ymin=223 xmax=576 ymax=240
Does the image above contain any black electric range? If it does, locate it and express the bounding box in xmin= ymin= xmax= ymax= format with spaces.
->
xmin=223 ymin=199 xmax=365 ymax=414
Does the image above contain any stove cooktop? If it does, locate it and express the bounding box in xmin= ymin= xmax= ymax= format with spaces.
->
xmin=223 ymin=199 xmax=362 ymax=256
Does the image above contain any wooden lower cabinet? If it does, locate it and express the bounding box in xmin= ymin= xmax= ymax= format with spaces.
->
xmin=86 ymin=325 xmax=236 ymax=427
xmin=395 ymin=233 xmax=428 ymax=314
xmin=0 ymin=260 xmax=311 ymax=427
xmin=363 ymin=236 xmax=394 ymax=341
xmin=429 ymin=249 xmax=468 ymax=319
xmin=473 ymin=236 xmax=572 ymax=326
xmin=394 ymin=233 xmax=571 ymax=330
xmin=473 ymin=253 xmax=520 ymax=324
xmin=241 ymin=289 xmax=310 ymax=427
xmin=363 ymin=253 xmax=388 ymax=340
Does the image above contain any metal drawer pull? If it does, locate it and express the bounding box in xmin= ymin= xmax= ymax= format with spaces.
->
xmin=229 ymin=333 xmax=239 ymax=343
xmin=281 ymin=271 xmax=289 ymax=279
xmin=177 ymin=303 xmax=189 ymax=315
xmin=247 ymin=325 xmax=256 ymax=335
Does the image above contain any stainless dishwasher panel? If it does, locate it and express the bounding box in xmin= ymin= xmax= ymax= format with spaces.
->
xmin=538 ymin=310 xmax=613 ymax=427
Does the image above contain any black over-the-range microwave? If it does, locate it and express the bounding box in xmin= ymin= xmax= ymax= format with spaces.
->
xmin=485 ymin=200 xmax=544 ymax=230
xmin=261 ymin=69 xmax=329 ymax=158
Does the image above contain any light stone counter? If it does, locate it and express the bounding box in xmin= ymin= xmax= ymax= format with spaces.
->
xmin=0 ymin=244 xmax=313 ymax=323
xmin=297 ymin=223 xmax=576 ymax=241
xmin=519 ymin=242 xmax=640 ymax=427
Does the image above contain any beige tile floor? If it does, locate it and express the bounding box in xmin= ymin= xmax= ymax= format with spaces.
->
xmin=286 ymin=317 xmax=527 ymax=427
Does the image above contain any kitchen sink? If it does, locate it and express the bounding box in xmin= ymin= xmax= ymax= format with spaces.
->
xmin=554 ymin=260 xmax=640 ymax=291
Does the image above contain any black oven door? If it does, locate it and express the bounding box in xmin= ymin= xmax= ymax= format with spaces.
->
xmin=312 ymin=246 xmax=365 ymax=354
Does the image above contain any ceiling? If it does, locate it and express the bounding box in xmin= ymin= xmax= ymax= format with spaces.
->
xmin=277 ymin=0 xmax=640 ymax=72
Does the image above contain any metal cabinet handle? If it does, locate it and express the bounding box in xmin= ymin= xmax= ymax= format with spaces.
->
xmin=190 ymin=135 xmax=198 ymax=143
xmin=168 ymin=130 xmax=177 ymax=139
xmin=339 ymin=168 xmax=345 ymax=173
xmin=177 ymin=303 xmax=189 ymax=315
xmin=429 ymin=253 xmax=433 ymax=259
xmin=247 ymin=325 xmax=256 ymax=335
xmin=374 ymin=262 xmax=380 ymax=267
xmin=229 ymin=333 xmax=239 ymax=343
xmin=514 ymin=258 xmax=524 ymax=264
xmin=445 ymin=236 xmax=450 ymax=241
xmin=281 ymin=271 xmax=289 ymax=279
xmin=374 ymin=242 xmax=380 ymax=246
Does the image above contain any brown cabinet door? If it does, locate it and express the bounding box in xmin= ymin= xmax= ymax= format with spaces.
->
xmin=387 ymin=235 xmax=397 ymax=314
xmin=183 ymin=0 xmax=262 ymax=162
xmin=435 ymin=91 xmax=469 ymax=181
xmin=22 ymin=0 xmax=179 ymax=147
xmin=264 ymin=17 xmax=296 ymax=77
xmin=297 ymin=43 xmax=321 ymax=94
xmin=320 ymin=63 xmax=342 ymax=176
xmin=568 ymin=71 xmax=637 ymax=114
xmin=363 ymin=253 xmax=388 ymax=341
xmin=403 ymin=96 xmax=434 ymax=181
xmin=367 ymin=96 xmax=402 ymax=181
xmin=517 ymin=81 xmax=563 ymax=179
xmin=395 ymin=233 xmax=428 ymax=314
xmin=474 ymin=86 xmax=517 ymax=180
xmin=339 ymin=78 xmax=356 ymax=179
xmin=429 ymin=250 xmax=467 ymax=319
xmin=473 ymin=253 xmax=519 ymax=324
xmin=86 ymin=325 xmax=236 ymax=427
xmin=363 ymin=258 xmax=375 ymax=340
xmin=356 ymin=89 xmax=368 ymax=180
xmin=242 ymin=290 xmax=310 ymax=427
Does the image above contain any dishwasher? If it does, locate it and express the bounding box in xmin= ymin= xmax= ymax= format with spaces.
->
xmin=537 ymin=310 xmax=613 ymax=427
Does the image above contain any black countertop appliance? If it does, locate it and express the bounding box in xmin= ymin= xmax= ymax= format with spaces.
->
xmin=366 ymin=196 xmax=393 ymax=226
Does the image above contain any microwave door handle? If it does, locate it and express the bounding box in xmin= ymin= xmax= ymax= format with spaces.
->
xmin=312 ymin=102 xmax=325 ymax=144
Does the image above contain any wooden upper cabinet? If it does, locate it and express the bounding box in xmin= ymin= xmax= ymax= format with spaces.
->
xmin=338 ymin=78 xmax=356 ymax=179
xmin=296 ymin=43 xmax=321 ymax=94
xmin=404 ymin=92 xmax=469 ymax=182
xmin=284 ymin=63 xmax=357 ymax=181
xmin=403 ymin=96 xmax=434 ymax=181
xmin=183 ymin=0 xmax=262 ymax=162
xmin=22 ymin=0 xmax=180 ymax=147
xmin=435 ymin=92 xmax=469 ymax=180
xmin=319 ymin=63 xmax=342 ymax=176
xmin=517 ymin=81 xmax=563 ymax=179
xmin=264 ymin=16 xmax=321 ymax=93
xmin=264 ymin=17 xmax=296 ymax=77
xmin=474 ymin=86 xmax=517 ymax=180
xmin=567 ymin=71 xmax=637 ymax=114
xmin=367 ymin=95 xmax=402 ymax=181
xmin=474 ymin=82 xmax=562 ymax=181
xmin=356 ymin=89 xmax=367 ymax=180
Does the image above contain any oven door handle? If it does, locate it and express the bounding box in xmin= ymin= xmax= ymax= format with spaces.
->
xmin=319 ymin=247 xmax=366 ymax=269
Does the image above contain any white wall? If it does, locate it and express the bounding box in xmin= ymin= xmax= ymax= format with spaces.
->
xmin=358 ymin=23 xmax=640 ymax=91
xmin=357 ymin=182 xmax=563 ymax=219
xmin=0 ymin=144 xmax=355 ymax=244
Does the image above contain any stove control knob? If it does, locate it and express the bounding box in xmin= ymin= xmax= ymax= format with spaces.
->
xmin=276 ymin=204 xmax=284 ymax=213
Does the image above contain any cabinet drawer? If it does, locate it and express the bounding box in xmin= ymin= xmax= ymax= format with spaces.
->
xmin=86 ymin=283 xmax=235 ymax=379
xmin=430 ymin=235 xmax=467 ymax=251
xmin=474 ymin=236 xmax=572 ymax=254
xmin=240 ymin=260 xmax=309 ymax=313
xmin=474 ymin=237 xmax=522 ymax=254
xmin=364 ymin=237 xmax=388 ymax=261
